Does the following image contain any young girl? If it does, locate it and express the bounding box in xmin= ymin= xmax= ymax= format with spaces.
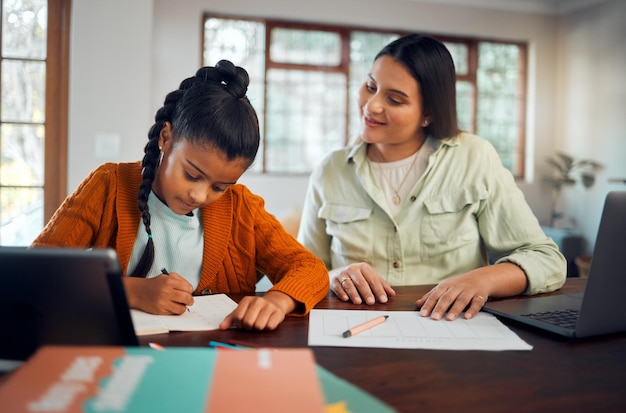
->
xmin=32 ymin=60 xmax=329 ymax=331
xmin=298 ymin=34 xmax=566 ymax=321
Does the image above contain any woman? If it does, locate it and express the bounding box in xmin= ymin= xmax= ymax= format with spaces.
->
xmin=297 ymin=34 xmax=565 ymax=321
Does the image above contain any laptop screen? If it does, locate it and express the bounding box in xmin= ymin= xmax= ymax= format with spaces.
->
xmin=0 ymin=247 xmax=138 ymax=369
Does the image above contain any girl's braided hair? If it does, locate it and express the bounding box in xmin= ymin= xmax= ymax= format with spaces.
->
xmin=129 ymin=60 xmax=260 ymax=277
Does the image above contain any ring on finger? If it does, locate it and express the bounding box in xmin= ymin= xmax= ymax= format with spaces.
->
xmin=340 ymin=275 xmax=351 ymax=288
xmin=474 ymin=294 xmax=485 ymax=302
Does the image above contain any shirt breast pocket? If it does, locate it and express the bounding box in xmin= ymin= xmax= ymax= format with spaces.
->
xmin=318 ymin=203 xmax=373 ymax=261
xmin=420 ymin=186 xmax=487 ymax=258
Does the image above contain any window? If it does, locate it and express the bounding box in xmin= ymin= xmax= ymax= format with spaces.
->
xmin=449 ymin=39 xmax=527 ymax=175
xmin=0 ymin=0 xmax=70 ymax=246
xmin=203 ymin=15 xmax=527 ymax=179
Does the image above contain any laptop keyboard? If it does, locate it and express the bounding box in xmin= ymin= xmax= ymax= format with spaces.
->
xmin=522 ymin=308 xmax=580 ymax=329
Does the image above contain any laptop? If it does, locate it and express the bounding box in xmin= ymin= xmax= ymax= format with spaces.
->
xmin=483 ymin=191 xmax=626 ymax=338
xmin=0 ymin=247 xmax=138 ymax=372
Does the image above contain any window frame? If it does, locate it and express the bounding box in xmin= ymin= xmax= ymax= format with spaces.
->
xmin=202 ymin=13 xmax=528 ymax=179
xmin=44 ymin=0 xmax=71 ymax=221
xmin=0 ymin=0 xmax=72 ymax=245
xmin=0 ymin=0 xmax=70 ymax=232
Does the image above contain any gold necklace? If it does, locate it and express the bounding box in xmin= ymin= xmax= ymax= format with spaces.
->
xmin=374 ymin=150 xmax=420 ymax=206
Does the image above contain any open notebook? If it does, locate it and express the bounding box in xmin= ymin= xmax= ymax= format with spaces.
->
xmin=483 ymin=191 xmax=626 ymax=338
xmin=0 ymin=247 xmax=138 ymax=372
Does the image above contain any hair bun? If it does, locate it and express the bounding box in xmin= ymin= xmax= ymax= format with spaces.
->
xmin=215 ymin=59 xmax=249 ymax=99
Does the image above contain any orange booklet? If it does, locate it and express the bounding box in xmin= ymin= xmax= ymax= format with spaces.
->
xmin=0 ymin=345 xmax=325 ymax=413
xmin=207 ymin=347 xmax=325 ymax=413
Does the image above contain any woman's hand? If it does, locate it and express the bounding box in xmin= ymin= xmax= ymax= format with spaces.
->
xmin=123 ymin=272 xmax=194 ymax=315
xmin=219 ymin=291 xmax=296 ymax=331
xmin=415 ymin=262 xmax=528 ymax=321
xmin=330 ymin=263 xmax=396 ymax=305
xmin=415 ymin=273 xmax=490 ymax=321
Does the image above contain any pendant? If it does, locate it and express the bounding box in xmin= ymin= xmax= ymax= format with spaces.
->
xmin=392 ymin=194 xmax=401 ymax=205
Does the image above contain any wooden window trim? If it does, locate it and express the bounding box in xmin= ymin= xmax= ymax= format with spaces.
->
xmin=44 ymin=0 xmax=71 ymax=222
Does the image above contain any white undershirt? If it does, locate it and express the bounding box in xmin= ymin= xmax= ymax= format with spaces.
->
xmin=128 ymin=191 xmax=203 ymax=289
xmin=371 ymin=139 xmax=433 ymax=216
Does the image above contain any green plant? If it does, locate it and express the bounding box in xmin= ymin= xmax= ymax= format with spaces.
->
xmin=545 ymin=152 xmax=603 ymax=227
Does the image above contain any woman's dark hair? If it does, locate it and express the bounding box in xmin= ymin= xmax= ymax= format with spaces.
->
xmin=375 ymin=34 xmax=460 ymax=140
xmin=129 ymin=60 xmax=260 ymax=277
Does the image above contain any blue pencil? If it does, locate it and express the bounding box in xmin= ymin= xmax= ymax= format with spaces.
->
xmin=208 ymin=341 xmax=244 ymax=350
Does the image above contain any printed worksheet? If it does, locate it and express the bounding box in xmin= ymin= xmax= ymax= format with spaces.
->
xmin=308 ymin=309 xmax=532 ymax=351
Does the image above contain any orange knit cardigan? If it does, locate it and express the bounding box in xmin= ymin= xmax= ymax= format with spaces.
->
xmin=32 ymin=162 xmax=329 ymax=315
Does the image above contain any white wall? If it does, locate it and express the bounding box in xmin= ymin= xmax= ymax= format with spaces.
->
xmin=69 ymin=0 xmax=624 ymax=253
xmin=69 ymin=0 xmax=154 ymax=189
xmin=556 ymin=0 xmax=626 ymax=253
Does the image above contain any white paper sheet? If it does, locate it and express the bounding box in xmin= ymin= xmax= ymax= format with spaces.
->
xmin=308 ymin=309 xmax=532 ymax=351
xmin=130 ymin=293 xmax=238 ymax=335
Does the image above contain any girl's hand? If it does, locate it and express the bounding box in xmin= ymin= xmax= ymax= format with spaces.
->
xmin=330 ymin=263 xmax=396 ymax=305
xmin=219 ymin=291 xmax=296 ymax=331
xmin=123 ymin=272 xmax=194 ymax=315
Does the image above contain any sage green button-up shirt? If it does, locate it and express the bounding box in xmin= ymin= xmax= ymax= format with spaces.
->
xmin=297 ymin=133 xmax=566 ymax=295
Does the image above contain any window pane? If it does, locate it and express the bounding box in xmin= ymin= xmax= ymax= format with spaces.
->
xmin=476 ymin=42 xmax=521 ymax=173
xmin=1 ymin=123 xmax=44 ymax=185
xmin=456 ymin=81 xmax=474 ymax=132
xmin=1 ymin=0 xmax=47 ymax=59
xmin=203 ymin=17 xmax=266 ymax=172
xmin=265 ymin=69 xmax=346 ymax=173
xmin=349 ymin=31 xmax=399 ymax=141
xmin=0 ymin=187 xmax=43 ymax=246
xmin=445 ymin=42 xmax=468 ymax=75
xmin=203 ymin=17 xmax=265 ymax=73
xmin=270 ymin=28 xmax=341 ymax=66
xmin=1 ymin=60 xmax=46 ymax=122
xmin=1 ymin=0 xmax=48 ymax=247
xmin=202 ymin=17 xmax=265 ymax=109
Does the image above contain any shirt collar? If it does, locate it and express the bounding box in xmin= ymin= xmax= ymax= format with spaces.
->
xmin=346 ymin=134 xmax=458 ymax=165
xmin=440 ymin=133 xmax=462 ymax=147
xmin=346 ymin=140 xmax=368 ymax=165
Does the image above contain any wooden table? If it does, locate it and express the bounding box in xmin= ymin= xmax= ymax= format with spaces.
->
xmin=139 ymin=278 xmax=626 ymax=413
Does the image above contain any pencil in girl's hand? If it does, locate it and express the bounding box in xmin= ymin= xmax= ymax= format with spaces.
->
xmin=160 ymin=267 xmax=189 ymax=312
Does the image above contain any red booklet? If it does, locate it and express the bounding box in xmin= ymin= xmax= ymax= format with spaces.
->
xmin=0 ymin=345 xmax=325 ymax=413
